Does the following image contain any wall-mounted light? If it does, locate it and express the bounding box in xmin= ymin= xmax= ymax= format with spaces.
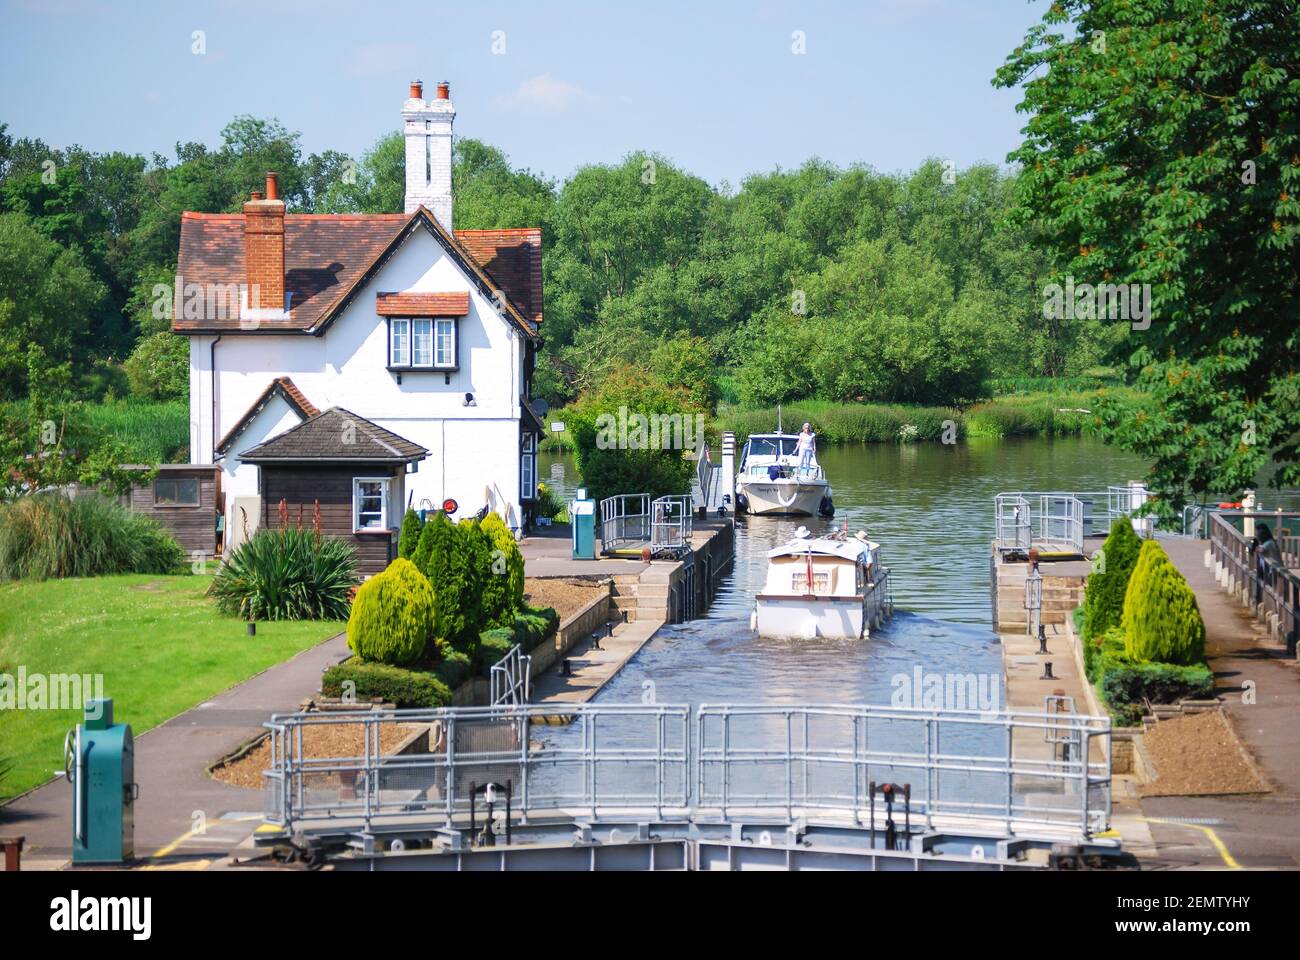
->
xmin=464 ymin=392 xmax=476 ymax=407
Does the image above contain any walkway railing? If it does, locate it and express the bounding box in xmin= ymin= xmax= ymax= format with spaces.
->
xmin=994 ymin=493 xmax=1085 ymax=555
xmin=599 ymin=493 xmax=650 ymax=552
xmin=650 ymin=494 xmax=693 ymax=557
xmin=489 ymin=644 xmax=531 ymax=706
xmin=1209 ymin=512 xmax=1300 ymax=651
xmin=263 ymin=702 xmax=1112 ymax=840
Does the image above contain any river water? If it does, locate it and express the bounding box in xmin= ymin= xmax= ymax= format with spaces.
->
xmin=539 ymin=436 xmax=1148 ymax=710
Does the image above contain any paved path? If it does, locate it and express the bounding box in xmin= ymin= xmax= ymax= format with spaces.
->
xmin=1 ymin=632 xmax=350 ymax=870
xmin=531 ymin=617 xmax=665 ymax=705
xmin=1141 ymin=537 xmax=1300 ymax=869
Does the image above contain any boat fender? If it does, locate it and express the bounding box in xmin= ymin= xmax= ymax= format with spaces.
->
xmin=819 ymin=495 xmax=835 ymax=518
xmin=736 ymin=492 xmax=749 ymax=514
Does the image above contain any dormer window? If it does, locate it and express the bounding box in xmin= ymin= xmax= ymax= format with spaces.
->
xmin=388 ymin=316 xmax=457 ymax=371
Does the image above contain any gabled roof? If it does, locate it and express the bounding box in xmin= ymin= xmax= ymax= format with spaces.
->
xmin=215 ymin=376 xmax=320 ymax=456
xmin=239 ymin=408 xmax=428 ymax=464
xmin=173 ymin=208 xmax=542 ymax=338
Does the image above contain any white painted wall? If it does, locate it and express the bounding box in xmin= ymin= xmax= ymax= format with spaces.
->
xmin=189 ymin=225 xmax=528 ymax=535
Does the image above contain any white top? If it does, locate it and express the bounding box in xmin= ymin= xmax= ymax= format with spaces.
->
xmin=795 ymin=432 xmax=815 ymax=454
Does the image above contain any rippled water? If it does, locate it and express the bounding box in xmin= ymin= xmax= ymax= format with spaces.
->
xmin=539 ymin=436 xmax=1148 ymax=709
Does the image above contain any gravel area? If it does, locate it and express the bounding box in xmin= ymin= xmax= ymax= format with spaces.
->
xmin=1139 ymin=711 xmax=1269 ymax=798
xmin=211 ymin=720 xmax=425 ymax=790
xmin=524 ymin=577 xmax=607 ymax=622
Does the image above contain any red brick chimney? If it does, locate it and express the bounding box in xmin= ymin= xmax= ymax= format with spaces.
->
xmin=243 ymin=172 xmax=285 ymax=315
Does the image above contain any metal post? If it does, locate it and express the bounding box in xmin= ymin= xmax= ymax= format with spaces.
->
xmin=1025 ymin=550 xmax=1043 ymax=640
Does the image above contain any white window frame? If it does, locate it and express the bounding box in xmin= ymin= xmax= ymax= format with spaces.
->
xmin=520 ymin=433 xmax=537 ymax=500
xmin=435 ymin=318 xmax=456 ymax=367
xmin=412 ymin=318 xmax=433 ymax=367
xmin=353 ymin=477 xmax=390 ymax=531
xmin=390 ymin=318 xmax=410 ymax=367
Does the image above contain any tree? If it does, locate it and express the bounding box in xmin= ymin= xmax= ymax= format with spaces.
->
xmin=995 ymin=0 xmax=1300 ymax=511
xmin=1122 ymin=540 xmax=1206 ymax=665
xmin=567 ymin=365 xmax=704 ymax=505
xmin=481 ymin=511 xmax=525 ymax=622
xmin=0 ymin=213 xmax=104 ymax=398
xmin=1082 ymin=518 xmax=1143 ymax=640
xmin=123 ymin=332 xmax=188 ymax=400
xmin=397 ymin=508 xmax=423 ymax=559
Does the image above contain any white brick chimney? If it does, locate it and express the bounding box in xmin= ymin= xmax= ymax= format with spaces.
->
xmin=402 ymin=80 xmax=455 ymax=228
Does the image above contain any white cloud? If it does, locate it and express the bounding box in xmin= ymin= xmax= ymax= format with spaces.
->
xmin=500 ymin=73 xmax=590 ymax=112
xmin=347 ymin=41 xmax=417 ymax=76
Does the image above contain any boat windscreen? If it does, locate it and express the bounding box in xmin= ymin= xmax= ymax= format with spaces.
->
xmin=748 ymin=436 xmax=799 ymax=458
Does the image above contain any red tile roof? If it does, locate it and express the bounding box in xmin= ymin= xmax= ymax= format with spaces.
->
xmin=173 ymin=210 xmax=542 ymax=336
xmin=215 ymin=376 xmax=319 ymax=456
xmin=375 ymin=292 xmax=470 ymax=316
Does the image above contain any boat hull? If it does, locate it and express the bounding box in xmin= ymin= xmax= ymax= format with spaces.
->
xmin=755 ymin=595 xmax=865 ymax=639
xmin=737 ymin=479 xmax=827 ymax=516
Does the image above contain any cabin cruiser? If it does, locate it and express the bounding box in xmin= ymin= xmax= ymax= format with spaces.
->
xmin=753 ymin=526 xmax=892 ymax=639
xmin=735 ymin=432 xmax=834 ymax=517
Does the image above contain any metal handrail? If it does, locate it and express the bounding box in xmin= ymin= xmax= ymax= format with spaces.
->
xmin=263 ymin=701 xmax=1112 ymax=840
xmin=599 ymin=493 xmax=650 ymax=552
xmin=1209 ymin=512 xmax=1300 ymax=649
xmin=489 ymin=644 xmax=531 ymax=706
xmin=650 ymin=494 xmax=693 ymax=557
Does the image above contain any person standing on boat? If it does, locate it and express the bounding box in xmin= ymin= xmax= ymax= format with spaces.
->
xmin=795 ymin=423 xmax=817 ymax=476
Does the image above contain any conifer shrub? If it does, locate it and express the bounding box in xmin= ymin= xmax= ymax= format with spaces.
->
xmin=397 ymin=508 xmax=423 ymax=560
xmin=480 ymin=512 xmax=525 ymax=624
xmin=1082 ymin=518 xmax=1142 ymax=641
xmin=346 ymin=558 xmax=435 ymax=665
xmin=321 ymin=660 xmax=451 ymax=708
xmin=1121 ymin=540 xmax=1206 ymax=666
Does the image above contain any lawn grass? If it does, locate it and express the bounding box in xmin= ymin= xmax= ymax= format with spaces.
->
xmin=0 ymin=573 xmax=343 ymax=800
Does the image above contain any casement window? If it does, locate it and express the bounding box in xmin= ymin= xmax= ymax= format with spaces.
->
xmin=389 ymin=317 xmax=457 ymax=370
xmin=154 ymin=476 xmax=199 ymax=506
xmin=353 ymin=477 xmax=389 ymax=530
xmin=520 ymin=433 xmax=537 ymax=501
xmin=389 ymin=319 xmax=410 ymax=366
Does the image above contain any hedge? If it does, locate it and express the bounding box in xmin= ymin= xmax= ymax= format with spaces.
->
xmin=1098 ymin=660 xmax=1215 ymax=726
xmin=1122 ymin=540 xmax=1205 ymax=665
xmin=321 ymin=660 xmax=452 ymax=708
xmin=1081 ymin=519 xmax=1142 ymax=641
xmin=346 ymin=558 xmax=435 ymax=665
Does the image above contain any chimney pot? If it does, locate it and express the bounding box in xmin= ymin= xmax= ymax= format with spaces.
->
xmin=436 ymin=81 xmax=450 ymax=100
xmin=250 ymin=190 xmax=263 ymax=201
xmin=265 ymin=172 xmax=279 ymax=201
xmin=410 ymin=80 xmax=423 ymax=99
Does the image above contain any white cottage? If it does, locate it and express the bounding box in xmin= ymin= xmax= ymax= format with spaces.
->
xmin=173 ymin=81 xmax=544 ymax=571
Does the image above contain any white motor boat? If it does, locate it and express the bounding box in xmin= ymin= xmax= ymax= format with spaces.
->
xmin=753 ymin=527 xmax=892 ymax=639
xmin=735 ymin=432 xmax=834 ymax=517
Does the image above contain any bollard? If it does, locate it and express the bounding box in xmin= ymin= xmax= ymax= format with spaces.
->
xmin=561 ymin=658 xmax=571 ymax=676
xmin=1037 ymin=624 xmax=1049 ymax=655
xmin=590 ymin=632 xmax=602 ymax=651
xmin=2 ymin=836 xmax=23 ymax=872
xmin=247 ymin=621 xmax=256 ymax=636
xmin=1040 ymin=661 xmax=1055 ymax=680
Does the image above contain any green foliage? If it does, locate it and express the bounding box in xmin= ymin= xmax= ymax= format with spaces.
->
xmin=123 ymin=331 xmax=188 ymax=401
xmin=1082 ymin=519 xmax=1143 ymax=641
xmin=207 ymin=526 xmax=357 ymax=621
xmin=346 ymin=558 xmax=435 ymax=665
xmin=1122 ymin=541 xmax=1206 ymax=666
xmin=0 ymin=492 xmax=184 ymax=580
xmin=481 ymin=511 xmax=525 ymax=623
xmin=411 ymin=511 xmax=484 ymax=645
xmin=649 ymin=336 xmax=719 ymax=410
xmin=1099 ymin=658 xmax=1215 ymax=727
xmin=566 ymin=365 xmax=703 ymax=504
xmin=533 ymin=481 xmax=566 ymax=519
xmin=397 ymin=508 xmax=422 ymax=560
xmin=995 ymin=0 xmax=1300 ymax=507
xmin=321 ymin=659 xmax=452 ymax=709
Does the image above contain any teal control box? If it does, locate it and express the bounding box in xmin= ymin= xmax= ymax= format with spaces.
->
xmin=571 ymin=495 xmax=596 ymax=560
xmin=66 ymin=698 xmax=135 ymax=864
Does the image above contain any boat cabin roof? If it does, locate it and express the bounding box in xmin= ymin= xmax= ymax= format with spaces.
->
xmin=767 ymin=536 xmax=878 ymax=562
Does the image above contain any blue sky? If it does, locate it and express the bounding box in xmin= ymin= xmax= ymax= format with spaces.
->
xmin=0 ymin=0 xmax=1051 ymax=186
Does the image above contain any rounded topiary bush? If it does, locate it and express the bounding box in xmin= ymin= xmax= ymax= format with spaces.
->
xmin=1121 ymin=540 xmax=1206 ymax=666
xmin=346 ymin=558 xmax=435 ymax=665
xmin=1082 ymin=518 xmax=1143 ymax=640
